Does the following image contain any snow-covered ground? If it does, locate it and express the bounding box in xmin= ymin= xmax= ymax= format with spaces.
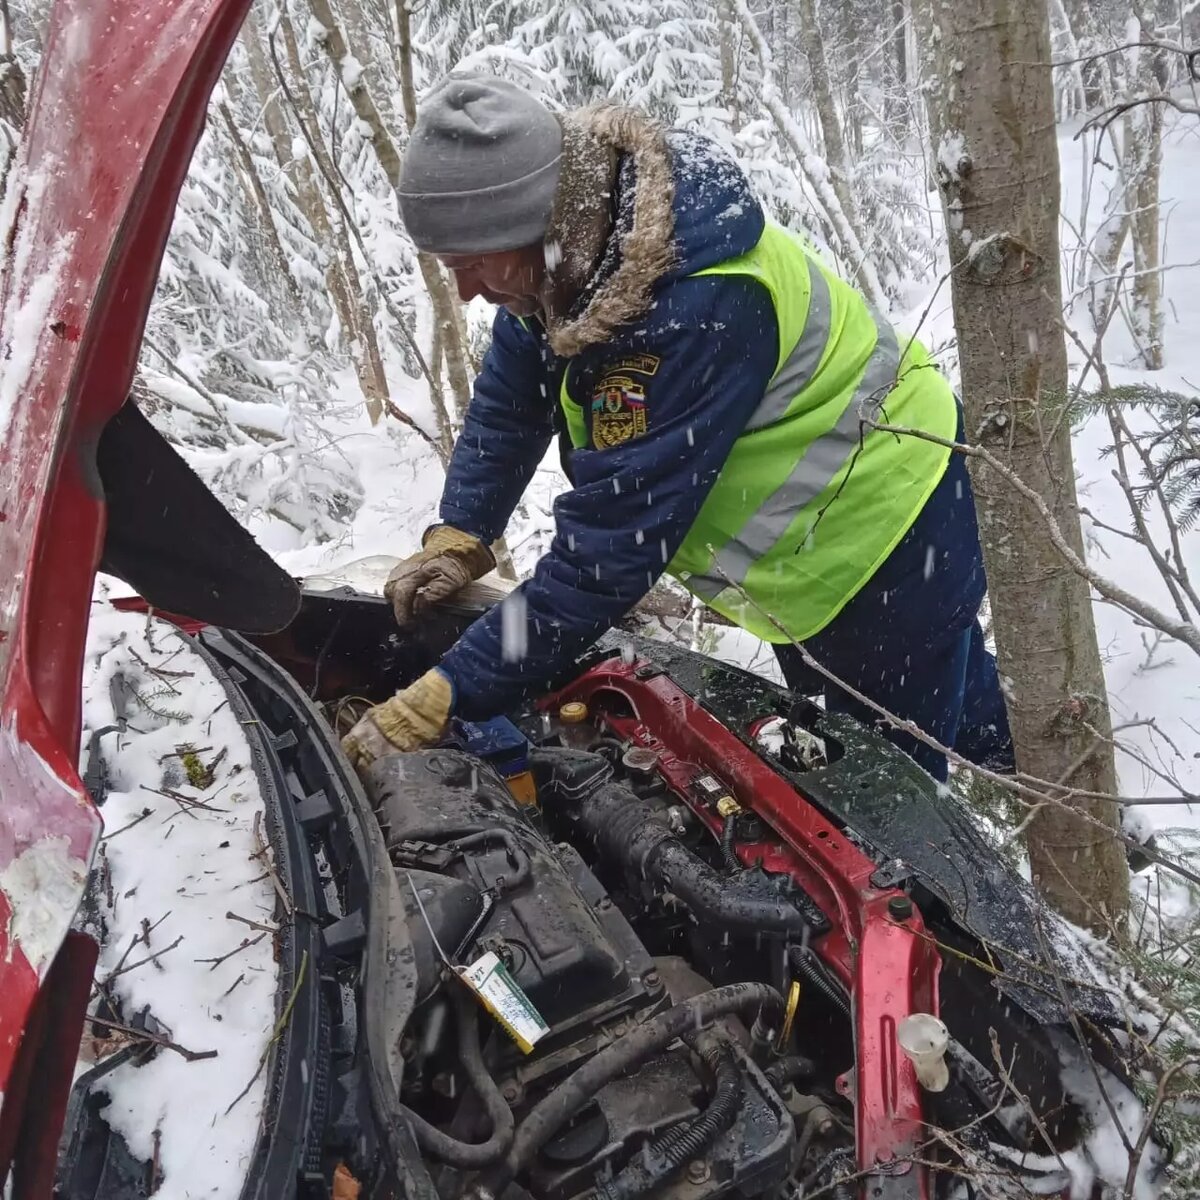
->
xmin=77 ymin=599 xmax=279 ymax=1198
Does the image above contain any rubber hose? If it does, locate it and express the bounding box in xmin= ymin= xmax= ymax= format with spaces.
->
xmin=720 ymin=815 xmax=741 ymax=872
xmin=575 ymin=782 xmax=815 ymax=934
xmin=399 ymin=988 xmax=514 ymax=1167
xmin=596 ymin=1037 xmax=742 ymax=1200
xmin=765 ymin=1053 xmax=817 ymax=1089
xmin=787 ymin=945 xmax=851 ymax=1019
xmin=475 ymin=982 xmax=783 ymax=1197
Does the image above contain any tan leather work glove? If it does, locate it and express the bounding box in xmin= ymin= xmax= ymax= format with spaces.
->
xmin=341 ymin=669 xmax=454 ymax=771
xmin=384 ymin=525 xmax=495 ymax=625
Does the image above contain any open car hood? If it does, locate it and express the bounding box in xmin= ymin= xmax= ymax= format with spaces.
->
xmin=0 ymin=1 xmax=299 ymax=1188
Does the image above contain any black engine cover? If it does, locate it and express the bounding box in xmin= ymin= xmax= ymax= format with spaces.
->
xmin=368 ymin=750 xmax=663 ymax=1036
xmin=366 ymin=751 xmax=794 ymax=1200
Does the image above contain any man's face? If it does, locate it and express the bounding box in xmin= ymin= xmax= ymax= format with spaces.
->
xmin=439 ymin=244 xmax=546 ymax=317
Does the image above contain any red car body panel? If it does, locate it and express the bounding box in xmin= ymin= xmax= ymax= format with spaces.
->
xmin=0 ymin=1 xmax=250 ymax=1190
xmin=548 ymin=663 xmax=940 ymax=1200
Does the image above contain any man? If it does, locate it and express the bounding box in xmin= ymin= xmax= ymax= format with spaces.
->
xmin=342 ymin=73 xmax=1013 ymax=782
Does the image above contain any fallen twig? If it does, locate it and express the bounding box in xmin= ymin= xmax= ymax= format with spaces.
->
xmin=225 ymin=949 xmax=309 ymax=1114
xmin=160 ymin=745 xmax=213 ymax=762
xmin=226 ymin=910 xmax=277 ymax=935
xmin=194 ymin=932 xmax=266 ymax=971
xmin=149 ymin=1127 xmax=163 ymax=1194
xmin=131 ymin=647 xmax=194 ymax=680
xmin=101 ymin=809 xmax=153 ymax=842
xmin=103 ymin=935 xmax=184 ymax=985
xmin=140 ymin=783 xmax=228 ymax=816
xmin=86 ymin=1013 xmax=218 ymax=1063
xmin=129 ymin=647 xmax=194 ymax=697
xmin=253 ymin=810 xmax=293 ymax=917
xmin=97 ymin=912 xmax=175 ymax=992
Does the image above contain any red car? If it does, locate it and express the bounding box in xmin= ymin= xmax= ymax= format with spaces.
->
xmin=0 ymin=3 xmax=1166 ymax=1198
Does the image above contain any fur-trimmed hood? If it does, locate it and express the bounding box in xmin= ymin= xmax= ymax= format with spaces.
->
xmin=538 ymin=107 xmax=765 ymax=359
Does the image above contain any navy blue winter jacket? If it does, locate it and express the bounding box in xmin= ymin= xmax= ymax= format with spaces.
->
xmin=435 ymin=114 xmax=779 ymax=718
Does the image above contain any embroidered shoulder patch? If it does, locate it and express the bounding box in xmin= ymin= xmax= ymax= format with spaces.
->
xmin=608 ymin=353 xmax=661 ymax=377
xmin=591 ymin=369 xmax=650 ymax=450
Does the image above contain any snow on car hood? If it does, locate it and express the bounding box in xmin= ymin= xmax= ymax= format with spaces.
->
xmin=78 ymin=598 xmax=279 ymax=1197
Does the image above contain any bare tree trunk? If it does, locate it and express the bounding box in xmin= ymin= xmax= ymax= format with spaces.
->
xmin=1128 ymin=117 xmax=1164 ymax=370
xmin=772 ymin=0 xmax=791 ymax=106
xmin=240 ymin=15 xmax=297 ymax=173
xmin=217 ymin=97 xmax=305 ymax=320
xmin=1125 ymin=9 xmax=1165 ymax=370
xmin=718 ymin=0 xmax=741 ymax=133
xmin=893 ymin=0 xmax=906 ymax=90
xmin=450 ymin=299 xmax=479 ymax=389
xmin=1063 ymin=0 xmax=1115 ymax=111
xmin=832 ymin=0 xmax=863 ymax=157
xmin=796 ymin=0 xmax=861 ymax=233
xmin=916 ymin=0 xmax=1129 ymax=931
xmin=1087 ymin=205 xmax=1131 ymax=332
xmin=734 ymin=0 xmax=888 ymax=308
xmin=430 ymin=319 xmax=444 ymax=416
xmin=241 ymin=10 xmax=392 ymax=425
xmin=883 ymin=0 xmax=908 ymax=134
xmin=1049 ymin=0 xmax=1086 ymax=118
xmin=304 ymin=0 xmax=458 ymax=451
xmin=277 ymin=12 xmax=394 ymax=425
xmin=389 ymin=0 xmax=477 ymax=421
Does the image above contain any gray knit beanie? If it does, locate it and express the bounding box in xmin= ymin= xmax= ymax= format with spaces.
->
xmin=399 ymin=74 xmax=563 ymax=256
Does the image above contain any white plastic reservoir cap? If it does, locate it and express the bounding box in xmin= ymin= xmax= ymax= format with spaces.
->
xmin=896 ymin=1013 xmax=950 ymax=1092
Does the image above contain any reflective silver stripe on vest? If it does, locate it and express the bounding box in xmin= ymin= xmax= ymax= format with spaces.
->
xmin=745 ymin=259 xmax=833 ymax=432
xmin=689 ymin=311 xmax=902 ymax=601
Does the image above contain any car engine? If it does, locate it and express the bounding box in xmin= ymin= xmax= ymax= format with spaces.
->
xmin=248 ymin=597 xmax=1158 ymax=1200
xmin=364 ymin=701 xmax=851 ymax=1200
xmin=56 ymin=604 xmax=1170 ymax=1200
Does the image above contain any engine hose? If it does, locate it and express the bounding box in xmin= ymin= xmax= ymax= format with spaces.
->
xmin=765 ymin=1053 xmax=817 ymax=1089
xmin=595 ymin=1036 xmax=742 ymax=1200
xmin=720 ymin=815 xmax=741 ymax=872
xmin=399 ymin=988 xmax=514 ymax=1167
xmin=574 ymin=781 xmax=818 ymax=934
xmin=474 ymin=982 xmax=784 ymax=1198
xmin=787 ymin=945 xmax=851 ymax=1019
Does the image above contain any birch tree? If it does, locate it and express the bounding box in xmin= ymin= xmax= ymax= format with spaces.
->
xmin=915 ymin=0 xmax=1130 ymax=930
xmin=240 ymin=9 xmax=393 ymax=425
xmin=1123 ymin=7 xmax=1166 ymax=370
xmin=795 ymin=0 xmax=861 ymax=241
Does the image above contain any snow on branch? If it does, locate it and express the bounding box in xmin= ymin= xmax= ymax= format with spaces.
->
xmin=730 ymin=0 xmax=887 ymax=311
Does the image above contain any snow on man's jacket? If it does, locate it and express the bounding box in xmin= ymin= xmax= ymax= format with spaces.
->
xmin=435 ymin=108 xmax=783 ymax=719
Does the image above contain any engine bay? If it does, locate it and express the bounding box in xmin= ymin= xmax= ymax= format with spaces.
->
xmin=67 ymin=589 xmax=1158 ymax=1200
xmin=374 ymin=739 xmax=825 ymax=1200
xmin=306 ymin=600 xmax=1123 ymax=1200
xmin=366 ymin=707 xmax=849 ymax=1200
